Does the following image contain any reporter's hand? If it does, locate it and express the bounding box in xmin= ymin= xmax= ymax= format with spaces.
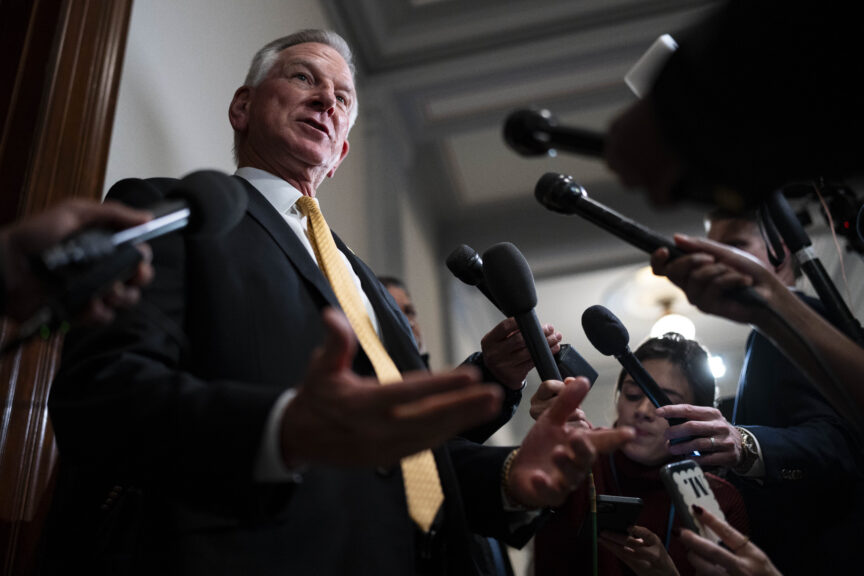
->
xmin=507 ymin=377 xmax=634 ymax=508
xmin=1 ymin=199 xmax=154 ymax=323
xmin=482 ymin=317 xmax=562 ymax=390
xmin=650 ymin=235 xmax=785 ymax=325
xmin=681 ymin=506 xmax=781 ymax=576
xmin=600 ymin=525 xmax=681 ymax=576
xmin=529 ymin=377 xmax=591 ymax=428
xmin=279 ymin=308 xmax=504 ymax=467
xmin=655 ymin=404 xmax=743 ymax=468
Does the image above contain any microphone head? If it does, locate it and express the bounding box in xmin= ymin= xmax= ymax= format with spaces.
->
xmin=481 ymin=242 xmax=537 ymax=315
xmin=446 ymin=244 xmax=485 ymax=286
xmin=535 ymin=172 xmax=587 ymax=214
xmin=503 ymin=108 xmax=555 ymax=157
xmin=169 ymin=170 xmax=248 ymax=236
xmin=581 ymin=304 xmax=630 ymax=357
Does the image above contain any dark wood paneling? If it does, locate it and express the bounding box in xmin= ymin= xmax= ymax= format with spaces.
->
xmin=0 ymin=1 xmax=133 ymax=574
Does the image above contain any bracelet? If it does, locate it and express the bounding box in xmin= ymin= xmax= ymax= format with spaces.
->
xmin=501 ymin=448 xmax=524 ymax=508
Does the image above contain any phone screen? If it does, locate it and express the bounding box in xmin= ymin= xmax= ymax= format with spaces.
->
xmin=661 ymin=460 xmax=725 ymax=542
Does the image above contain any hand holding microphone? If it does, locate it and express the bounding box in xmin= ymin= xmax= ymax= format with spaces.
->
xmin=581 ymin=304 xmax=695 ymax=449
xmin=534 ymin=172 xmax=765 ymax=309
xmin=3 ymin=170 xmax=248 ymax=351
xmin=1 ymin=200 xmax=154 ymax=325
xmin=446 ymin=242 xmax=598 ymax=384
xmin=482 ymin=242 xmax=562 ymax=382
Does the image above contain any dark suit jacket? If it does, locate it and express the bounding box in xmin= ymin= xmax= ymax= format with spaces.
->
xmin=731 ymin=294 xmax=864 ymax=576
xmin=45 ymin=176 xmax=522 ymax=576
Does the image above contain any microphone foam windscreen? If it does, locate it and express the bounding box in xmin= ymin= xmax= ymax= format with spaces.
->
xmin=446 ymin=244 xmax=484 ymax=286
xmin=481 ymin=242 xmax=537 ymax=315
xmin=581 ymin=304 xmax=630 ymax=357
xmin=169 ymin=170 xmax=248 ymax=236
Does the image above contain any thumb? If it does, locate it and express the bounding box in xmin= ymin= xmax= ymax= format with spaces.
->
xmin=308 ymin=307 xmax=357 ymax=377
xmin=544 ymin=377 xmax=590 ymax=426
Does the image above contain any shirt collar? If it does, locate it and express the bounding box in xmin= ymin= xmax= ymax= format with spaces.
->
xmin=235 ymin=166 xmax=318 ymax=215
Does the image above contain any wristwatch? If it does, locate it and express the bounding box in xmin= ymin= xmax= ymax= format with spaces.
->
xmin=734 ymin=426 xmax=759 ymax=474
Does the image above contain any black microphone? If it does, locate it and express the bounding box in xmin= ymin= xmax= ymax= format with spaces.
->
xmin=764 ymin=189 xmax=864 ymax=345
xmin=536 ymin=172 xmax=765 ymax=308
xmin=581 ymin=304 xmax=694 ymax=447
xmin=536 ymin=172 xmax=683 ymax=257
xmin=446 ymin=244 xmax=501 ymax=312
xmin=18 ymin=170 xmax=247 ymax=342
xmin=481 ymin=242 xmax=561 ymax=381
xmin=447 ymin=243 xmax=599 ymax=384
xmin=503 ymin=108 xmax=605 ymax=158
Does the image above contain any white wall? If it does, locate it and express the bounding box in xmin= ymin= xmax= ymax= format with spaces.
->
xmin=105 ymin=0 xmax=369 ymax=255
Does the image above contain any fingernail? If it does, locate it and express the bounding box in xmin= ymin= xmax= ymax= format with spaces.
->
xmin=692 ymin=504 xmax=704 ymax=516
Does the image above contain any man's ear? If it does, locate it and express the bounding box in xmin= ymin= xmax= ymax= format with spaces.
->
xmin=229 ymin=87 xmax=251 ymax=132
xmin=326 ymin=139 xmax=350 ymax=178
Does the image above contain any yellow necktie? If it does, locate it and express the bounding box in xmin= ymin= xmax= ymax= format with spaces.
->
xmin=296 ymin=196 xmax=443 ymax=533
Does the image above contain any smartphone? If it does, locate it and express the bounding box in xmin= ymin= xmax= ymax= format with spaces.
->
xmin=596 ymin=494 xmax=643 ymax=534
xmin=661 ymin=459 xmax=725 ymax=543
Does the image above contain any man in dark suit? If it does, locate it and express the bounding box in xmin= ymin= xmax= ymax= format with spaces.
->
xmin=653 ymin=211 xmax=864 ymax=576
xmin=45 ymin=29 xmax=632 ymax=575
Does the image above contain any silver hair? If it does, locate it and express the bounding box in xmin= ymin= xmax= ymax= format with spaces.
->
xmin=233 ymin=29 xmax=358 ymax=162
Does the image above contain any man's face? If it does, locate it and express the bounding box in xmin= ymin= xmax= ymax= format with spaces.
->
xmin=230 ymin=42 xmax=355 ymax=190
xmin=386 ymin=285 xmax=424 ymax=353
xmin=706 ymin=218 xmax=771 ymax=268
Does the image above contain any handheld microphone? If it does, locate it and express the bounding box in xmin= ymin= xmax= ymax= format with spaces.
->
xmin=15 ymin=170 xmax=248 ymax=344
xmin=447 ymin=243 xmax=599 ymax=384
xmin=503 ymin=109 xmax=605 ymax=158
xmin=535 ymin=172 xmax=765 ymax=308
xmin=481 ymin=242 xmax=561 ymax=382
xmin=445 ymin=244 xmax=501 ymax=312
xmin=581 ymin=304 xmax=695 ymax=448
xmin=536 ymin=172 xmax=683 ymax=257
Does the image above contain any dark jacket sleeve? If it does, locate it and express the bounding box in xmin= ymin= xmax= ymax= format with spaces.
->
xmin=49 ymin=179 xmax=286 ymax=514
xmin=458 ymin=351 xmax=523 ymax=444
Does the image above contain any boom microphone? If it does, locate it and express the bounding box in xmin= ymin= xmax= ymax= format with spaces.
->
xmin=481 ymin=242 xmax=561 ymax=381
xmin=503 ymin=108 xmax=605 ymax=158
xmin=581 ymin=304 xmax=694 ymax=447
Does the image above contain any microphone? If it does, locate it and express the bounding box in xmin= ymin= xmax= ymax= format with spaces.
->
xmin=447 ymin=243 xmax=599 ymax=384
xmin=446 ymin=244 xmax=501 ymax=312
xmin=503 ymin=108 xmax=605 ymax=158
xmin=481 ymin=242 xmax=561 ymax=381
xmin=581 ymin=304 xmax=694 ymax=447
xmin=536 ymin=172 xmax=683 ymax=257
xmin=535 ymin=172 xmax=765 ymax=308
xmin=39 ymin=170 xmax=248 ymax=274
xmin=18 ymin=170 xmax=248 ymax=342
xmin=763 ymin=189 xmax=864 ymax=345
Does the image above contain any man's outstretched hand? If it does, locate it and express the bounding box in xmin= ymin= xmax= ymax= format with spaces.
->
xmin=280 ymin=308 xmax=504 ymax=467
xmin=507 ymin=377 xmax=635 ymax=508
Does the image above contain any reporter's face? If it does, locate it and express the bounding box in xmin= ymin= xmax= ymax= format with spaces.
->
xmin=706 ymin=219 xmax=770 ymax=268
xmin=616 ymin=359 xmax=693 ymax=466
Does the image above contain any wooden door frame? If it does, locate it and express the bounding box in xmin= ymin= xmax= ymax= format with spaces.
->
xmin=0 ymin=1 xmax=133 ymax=573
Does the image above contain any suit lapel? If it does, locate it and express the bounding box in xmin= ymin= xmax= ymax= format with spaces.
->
xmin=335 ymin=234 xmax=426 ymax=374
xmin=237 ymin=175 xmax=424 ymax=373
xmin=238 ymin=177 xmax=341 ymax=311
